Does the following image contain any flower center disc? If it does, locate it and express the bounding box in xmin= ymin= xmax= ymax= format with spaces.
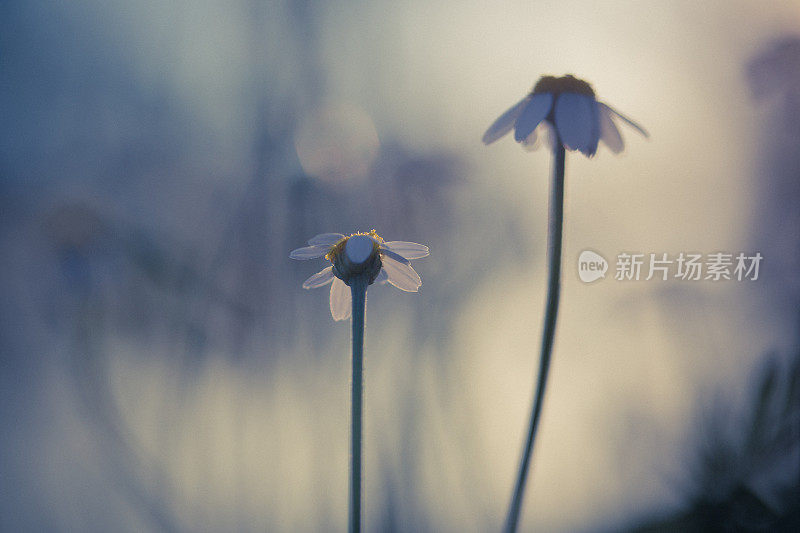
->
xmin=346 ymin=235 xmax=374 ymax=265
xmin=532 ymin=75 xmax=595 ymax=97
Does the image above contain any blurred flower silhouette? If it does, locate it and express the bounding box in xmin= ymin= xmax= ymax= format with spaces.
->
xmin=747 ymin=37 xmax=800 ymax=104
xmin=290 ymin=231 xmax=429 ymax=320
xmin=484 ymin=74 xmax=649 ymax=533
xmin=483 ymin=74 xmax=648 ymax=156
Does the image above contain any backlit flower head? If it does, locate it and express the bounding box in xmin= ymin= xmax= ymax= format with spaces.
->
xmin=482 ymin=74 xmax=648 ymax=156
xmin=290 ymin=231 xmax=429 ymax=321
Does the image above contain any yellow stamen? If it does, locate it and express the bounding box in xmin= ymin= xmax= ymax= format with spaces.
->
xmin=325 ymin=230 xmax=383 ymax=263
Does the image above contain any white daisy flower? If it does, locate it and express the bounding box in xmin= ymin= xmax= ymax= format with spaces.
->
xmin=290 ymin=230 xmax=429 ymax=321
xmin=482 ymin=74 xmax=648 ymax=156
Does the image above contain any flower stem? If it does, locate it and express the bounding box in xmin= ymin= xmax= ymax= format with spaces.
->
xmin=504 ymin=142 xmax=566 ymax=533
xmin=349 ymin=275 xmax=368 ymax=533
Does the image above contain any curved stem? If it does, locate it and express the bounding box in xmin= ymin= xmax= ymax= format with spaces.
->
xmin=504 ymin=143 xmax=566 ymax=533
xmin=349 ymin=275 xmax=368 ymax=533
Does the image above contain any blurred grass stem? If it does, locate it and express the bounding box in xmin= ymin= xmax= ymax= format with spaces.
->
xmin=504 ymin=142 xmax=565 ymax=533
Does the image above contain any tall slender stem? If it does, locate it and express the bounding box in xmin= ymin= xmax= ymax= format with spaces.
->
xmin=349 ymin=275 xmax=368 ymax=533
xmin=504 ymin=142 xmax=566 ymax=533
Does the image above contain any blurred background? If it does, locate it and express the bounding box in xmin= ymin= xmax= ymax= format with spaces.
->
xmin=1 ymin=1 xmax=799 ymax=531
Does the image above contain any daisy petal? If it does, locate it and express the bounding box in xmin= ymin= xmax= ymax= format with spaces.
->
xmin=521 ymin=128 xmax=540 ymax=150
xmin=600 ymin=103 xmax=649 ymax=138
xmin=522 ymin=123 xmax=556 ymax=152
xmin=380 ymin=248 xmax=410 ymax=265
xmin=555 ymin=93 xmax=599 ymax=156
xmin=289 ymin=245 xmax=330 ymax=260
xmin=302 ymin=266 xmax=334 ymax=289
xmin=329 ymin=278 xmax=351 ymax=321
xmin=382 ymin=254 xmax=422 ymax=292
xmin=544 ymin=123 xmax=557 ymax=150
xmin=383 ymin=241 xmax=430 ymax=260
xmin=482 ymin=96 xmax=530 ymax=145
xmin=308 ymin=233 xmax=345 ymax=246
xmin=598 ymin=104 xmax=624 ymax=154
xmin=514 ymin=93 xmax=554 ymax=142
xmin=376 ymin=268 xmax=389 ymax=284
